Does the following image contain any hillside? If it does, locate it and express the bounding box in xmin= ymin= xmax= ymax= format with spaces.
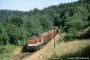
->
xmin=22 ymin=34 xmax=90 ymax=60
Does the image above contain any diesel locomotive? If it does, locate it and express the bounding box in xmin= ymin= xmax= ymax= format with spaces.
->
xmin=26 ymin=26 xmax=59 ymax=51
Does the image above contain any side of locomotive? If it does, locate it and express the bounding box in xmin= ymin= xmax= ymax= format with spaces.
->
xmin=26 ymin=27 xmax=59 ymax=51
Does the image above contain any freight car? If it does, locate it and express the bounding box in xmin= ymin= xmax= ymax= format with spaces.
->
xmin=26 ymin=27 xmax=59 ymax=51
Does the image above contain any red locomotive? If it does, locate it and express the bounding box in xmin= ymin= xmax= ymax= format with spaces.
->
xmin=26 ymin=26 xmax=59 ymax=51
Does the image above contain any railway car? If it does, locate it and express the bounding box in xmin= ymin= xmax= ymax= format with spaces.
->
xmin=26 ymin=27 xmax=59 ymax=51
xmin=48 ymin=30 xmax=54 ymax=39
xmin=41 ymin=32 xmax=50 ymax=43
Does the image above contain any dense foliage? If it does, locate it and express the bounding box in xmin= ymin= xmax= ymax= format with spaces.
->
xmin=0 ymin=0 xmax=90 ymax=45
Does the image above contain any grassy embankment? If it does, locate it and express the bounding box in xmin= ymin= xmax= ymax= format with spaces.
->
xmin=48 ymin=40 xmax=90 ymax=60
xmin=0 ymin=45 xmax=23 ymax=60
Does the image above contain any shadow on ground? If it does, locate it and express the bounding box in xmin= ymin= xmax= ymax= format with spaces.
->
xmin=78 ymin=28 xmax=90 ymax=39
xmin=22 ymin=45 xmax=27 ymax=52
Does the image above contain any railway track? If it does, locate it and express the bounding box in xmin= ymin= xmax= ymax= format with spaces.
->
xmin=10 ymin=52 xmax=35 ymax=60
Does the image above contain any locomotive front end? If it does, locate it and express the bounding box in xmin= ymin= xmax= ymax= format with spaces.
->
xmin=26 ymin=37 xmax=38 ymax=51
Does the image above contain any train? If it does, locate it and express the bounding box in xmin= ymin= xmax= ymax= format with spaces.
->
xmin=26 ymin=26 xmax=59 ymax=51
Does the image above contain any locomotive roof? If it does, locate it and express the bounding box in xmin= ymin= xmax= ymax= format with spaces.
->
xmin=30 ymin=34 xmax=41 ymax=38
xmin=48 ymin=29 xmax=54 ymax=32
xmin=41 ymin=32 xmax=49 ymax=36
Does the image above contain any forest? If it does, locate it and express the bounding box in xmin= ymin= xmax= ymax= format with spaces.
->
xmin=0 ymin=0 xmax=90 ymax=46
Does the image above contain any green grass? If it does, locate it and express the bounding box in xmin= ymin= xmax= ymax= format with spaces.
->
xmin=48 ymin=40 xmax=90 ymax=60
xmin=0 ymin=44 xmax=17 ymax=60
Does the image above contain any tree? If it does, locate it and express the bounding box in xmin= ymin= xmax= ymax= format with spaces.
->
xmin=29 ymin=14 xmax=43 ymax=35
xmin=10 ymin=16 xmax=23 ymax=27
xmin=4 ymin=23 xmax=21 ymax=44
xmin=74 ymin=6 xmax=89 ymax=21
xmin=0 ymin=22 xmax=9 ymax=45
xmin=40 ymin=14 xmax=53 ymax=31
xmin=23 ymin=14 xmax=43 ymax=36
xmin=53 ymin=13 xmax=61 ymax=26
xmin=19 ymin=26 xmax=27 ymax=46
xmin=62 ymin=12 xmax=71 ymax=27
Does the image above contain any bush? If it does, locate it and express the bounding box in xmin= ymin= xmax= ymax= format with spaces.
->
xmin=0 ymin=45 xmax=17 ymax=60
